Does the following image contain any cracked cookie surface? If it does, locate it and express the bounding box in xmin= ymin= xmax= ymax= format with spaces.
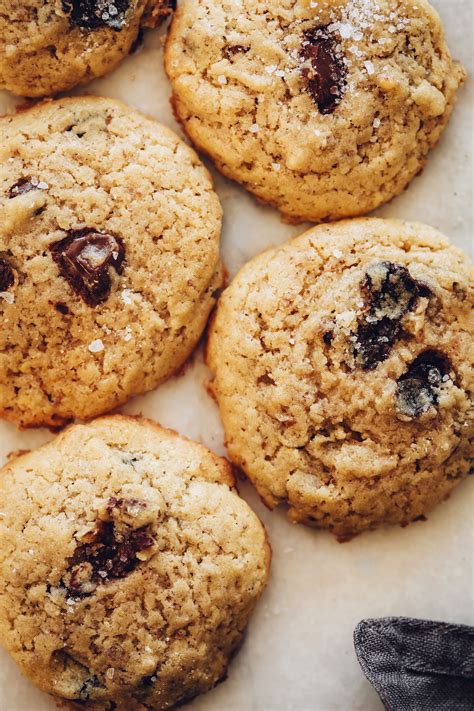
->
xmin=0 ymin=415 xmax=270 ymax=710
xmin=165 ymin=0 xmax=465 ymax=223
xmin=207 ymin=218 xmax=474 ymax=538
xmin=0 ymin=0 xmax=174 ymax=97
xmin=0 ymin=96 xmax=223 ymax=428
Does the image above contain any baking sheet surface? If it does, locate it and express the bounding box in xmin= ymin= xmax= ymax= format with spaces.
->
xmin=0 ymin=1 xmax=472 ymax=709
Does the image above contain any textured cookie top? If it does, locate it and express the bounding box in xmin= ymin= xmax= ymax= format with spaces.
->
xmin=207 ymin=219 xmax=474 ymax=538
xmin=166 ymin=0 xmax=465 ymax=222
xmin=0 ymin=416 xmax=270 ymax=710
xmin=0 ymin=97 xmax=223 ymax=427
xmin=0 ymin=0 xmax=174 ymax=97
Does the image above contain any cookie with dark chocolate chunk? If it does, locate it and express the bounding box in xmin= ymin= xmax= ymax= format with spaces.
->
xmin=207 ymin=218 xmax=474 ymax=539
xmin=0 ymin=0 xmax=175 ymax=97
xmin=0 ymin=416 xmax=270 ymax=709
xmin=0 ymin=96 xmax=223 ymax=428
xmin=165 ymin=0 xmax=465 ymax=222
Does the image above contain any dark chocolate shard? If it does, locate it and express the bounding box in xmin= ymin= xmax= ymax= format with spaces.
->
xmin=353 ymin=261 xmax=427 ymax=369
xmin=301 ymin=26 xmax=347 ymax=114
xmin=64 ymin=499 xmax=155 ymax=598
xmin=0 ymin=258 xmax=15 ymax=292
xmin=361 ymin=261 xmax=420 ymax=322
xmin=396 ymin=351 xmax=451 ymax=418
xmin=8 ymin=177 xmax=37 ymax=198
xmin=354 ymin=318 xmax=401 ymax=371
xmin=50 ymin=229 xmax=125 ymax=307
xmin=62 ymin=0 xmax=131 ymax=31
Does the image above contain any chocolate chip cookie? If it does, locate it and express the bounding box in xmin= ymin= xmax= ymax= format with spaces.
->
xmin=165 ymin=0 xmax=465 ymax=223
xmin=207 ymin=218 xmax=474 ymax=539
xmin=0 ymin=96 xmax=223 ymax=428
xmin=0 ymin=415 xmax=270 ymax=710
xmin=0 ymin=0 xmax=175 ymax=97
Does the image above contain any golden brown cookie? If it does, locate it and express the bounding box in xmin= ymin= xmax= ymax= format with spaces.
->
xmin=0 ymin=0 xmax=175 ymax=97
xmin=207 ymin=218 xmax=474 ymax=539
xmin=0 ymin=96 xmax=223 ymax=428
xmin=0 ymin=415 xmax=270 ymax=710
xmin=165 ymin=0 xmax=465 ymax=223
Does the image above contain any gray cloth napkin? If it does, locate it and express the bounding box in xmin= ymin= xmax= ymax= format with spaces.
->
xmin=354 ymin=617 xmax=474 ymax=710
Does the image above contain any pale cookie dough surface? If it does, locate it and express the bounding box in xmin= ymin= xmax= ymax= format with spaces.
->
xmin=0 ymin=0 xmax=175 ymax=97
xmin=0 ymin=96 xmax=223 ymax=428
xmin=0 ymin=415 xmax=270 ymax=711
xmin=207 ymin=218 xmax=474 ymax=539
xmin=165 ymin=0 xmax=465 ymax=223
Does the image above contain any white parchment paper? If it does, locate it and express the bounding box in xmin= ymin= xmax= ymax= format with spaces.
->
xmin=0 ymin=1 xmax=472 ymax=709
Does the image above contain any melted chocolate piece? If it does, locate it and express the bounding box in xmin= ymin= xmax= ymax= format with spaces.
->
xmin=0 ymin=258 xmax=14 ymax=292
xmin=301 ymin=26 xmax=347 ymax=114
xmin=65 ymin=516 xmax=155 ymax=598
xmin=361 ymin=262 xmax=420 ymax=321
xmin=355 ymin=318 xmax=401 ymax=370
xmin=54 ymin=302 xmax=70 ymax=315
xmin=225 ymin=45 xmax=248 ymax=58
xmin=62 ymin=0 xmax=131 ymax=31
xmin=8 ymin=177 xmax=37 ymax=198
xmin=354 ymin=261 xmax=426 ymax=369
xmin=50 ymin=229 xmax=125 ymax=307
xmin=396 ymin=351 xmax=451 ymax=418
xmin=79 ymin=676 xmax=102 ymax=701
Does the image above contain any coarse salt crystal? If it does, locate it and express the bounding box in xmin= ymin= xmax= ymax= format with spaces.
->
xmin=106 ymin=668 xmax=115 ymax=680
xmin=250 ymin=123 xmax=259 ymax=133
xmin=121 ymin=289 xmax=134 ymax=304
xmin=373 ymin=117 xmax=381 ymax=128
xmin=271 ymin=162 xmax=281 ymax=171
xmin=275 ymin=69 xmax=285 ymax=77
xmin=265 ymin=65 xmax=277 ymax=75
xmin=88 ymin=339 xmax=104 ymax=353
xmin=0 ymin=291 xmax=14 ymax=304
xmin=144 ymin=646 xmax=152 ymax=653
xmin=364 ymin=60 xmax=375 ymax=75
xmin=37 ymin=181 xmax=49 ymax=190
xmin=289 ymin=337 xmax=295 ymax=345
xmin=217 ymin=75 xmax=227 ymax=85
xmin=333 ymin=249 xmax=343 ymax=258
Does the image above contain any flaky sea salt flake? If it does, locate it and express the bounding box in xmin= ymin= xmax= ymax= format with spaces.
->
xmin=88 ymin=339 xmax=105 ymax=353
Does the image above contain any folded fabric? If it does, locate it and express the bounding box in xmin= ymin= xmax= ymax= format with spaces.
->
xmin=354 ymin=617 xmax=474 ymax=710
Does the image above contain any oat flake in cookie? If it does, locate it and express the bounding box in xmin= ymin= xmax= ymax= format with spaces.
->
xmin=0 ymin=416 xmax=270 ymax=710
xmin=0 ymin=0 xmax=175 ymax=97
xmin=165 ymin=0 xmax=465 ymax=223
xmin=0 ymin=97 xmax=223 ymax=428
xmin=207 ymin=219 xmax=474 ymax=539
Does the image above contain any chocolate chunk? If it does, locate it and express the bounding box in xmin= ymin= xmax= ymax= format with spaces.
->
xmin=62 ymin=0 xmax=131 ymax=31
xmin=301 ymin=26 xmax=347 ymax=114
xmin=225 ymin=45 xmax=248 ymax=58
xmin=8 ymin=177 xmax=36 ymax=198
xmin=354 ymin=318 xmax=401 ymax=371
xmin=65 ymin=516 xmax=155 ymax=597
xmin=54 ymin=302 xmax=70 ymax=315
xmin=0 ymin=258 xmax=14 ymax=292
xmin=353 ymin=261 xmax=425 ymax=369
xmin=50 ymin=229 xmax=125 ymax=307
xmin=396 ymin=351 xmax=451 ymax=418
xmin=79 ymin=676 xmax=102 ymax=701
xmin=361 ymin=261 xmax=420 ymax=321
